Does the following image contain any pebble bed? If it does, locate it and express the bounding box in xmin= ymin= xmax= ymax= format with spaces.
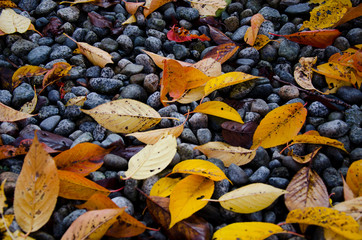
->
xmin=0 ymin=0 xmax=362 ymax=239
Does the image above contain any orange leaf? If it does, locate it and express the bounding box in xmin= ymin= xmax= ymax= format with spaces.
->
xmin=0 ymin=0 xmax=18 ymax=8
xmin=123 ymin=0 xmax=145 ymax=14
xmin=244 ymin=13 xmax=264 ymax=46
xmin=167 ymin=25 xmax=210 ymax=42
xmin=42 ymin=62 xmax=72 ymax=89
xmin=106 ymin=210 xmax=149 ymax=238
xmin=203 ymin=43 xmax=239 ymax=64
xmin=142 ymin=49 xmax=191 ymax=69
xmin=251 ymin=102 xmax=307 ymax=149
xmin=352 ymin=49 xmax=362 ymax=74
xmin=0 ymin=102 xmax=34 ymax=122
xmin=143 ymin=0 xmax=174 ymax=17
xmin=12 ymin=65 xmax=47 ymax=90
xmin=58 ymin=170 xmax=110 ymax=200
xmin=332 ymin=3 xmax=362 ymax=27
xmin=77 ymin=193 xmax=119 ymax=210
xmin=346 ymin=159 xmax=362 ymax=197
xmin=270 ymin=29 xmax=341 ymax=49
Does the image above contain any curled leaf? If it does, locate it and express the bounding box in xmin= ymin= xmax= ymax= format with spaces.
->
xmin=189 ymin=0 xmax=227 ymax=16
xmin=289 ymin=134 xmax=347 ymax=152
xmin=294 ymin=57 xmax=321 ymax=93
xmin=203 ymin=43 xmax=239 ymax=64
xmin=244 ymin=13 xmax=264 ymax=46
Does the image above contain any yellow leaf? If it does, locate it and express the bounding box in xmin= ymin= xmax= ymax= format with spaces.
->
xmin=0 ymin=8 xmax=31 ymax=34
xmin=12 ymin=65 xmax=47 ymax=90
xmin=251 ymin=102 xmax=307 ymax=149
xmin=346 ymin=159 xmax=362 ymax=196
xmin=64 ymin=33 xmax=113 ymax=67
xmin=76 ymin=193 xmax=119 ymax=210
xmin=191 ymin=58 xmax=222 ymax=77
xmin=188 ymin=0 xmax=227 ymax=16
xmin=314 ymin=62 xmax=353 ymax=83
xmin=333 ymin=197 xmax=362 ymax=229
xmin=176 ymin=86 xmax=205 ymax=104
xmin=324 ymin=229 xmax=350 ymax=240
xmin=294 ymin=57 xmax=322 ymax=93
xmin=122 ymin=14 xmax=137 ymax=25
xmin=332 ymin=3 xmax=362 ymax=27
xmin=324 ymin=77 xmax=352 ymax=94
xmin=0 ymin=180 xmax=7 ymax=214
xmin=217 ymin=183 xmax=286 ymax=214
xmin=284 ymin=167 xmax=329 ymax=211
xmin=212 ymin=222 xmax=285 ymax=240
xmin=204 ymin=71 xmax=260 ymax=96
xmin=81 ymin=99 xmax=162 ymax=134
xmin=143 ymin=0 xmax=173 ymax=17
xmin=194 ymin=141 xmax=256 ymax=167
xmin=20 ymin=86 xmax=37 ymax=114
xmin=58 ymin=170 xmax=110 ymax=200
xmin=0 ymin=102 xmax=35 ymax=122
xmin=61 ymin=208 xmax=123 ymax=240
xmin=0 ymin=215 xmax=13 ymax=232
xmin=286 ymin=207 xmax=362 ymax=239
xmin=253 ymin=34 xmax=271 ymax=50
xmin=288 ymin=146 xmax=321 ymax=164
xmin=0 ymin=0 xmax=18 ymax=8
xmin=14 ymin=134 xmax=59 ymax=233
xmin=244 ymin=13 xmax=265 ymax=46
xmin=65 ymin=96 xmax=87 ymax=107
xmin=192 ymin=101 xmax=243 ymax=124
xmin=150 ymin=177 xmax=181 ymax=197
xmin=289 ymin=134 xmax=347 ymax=152
xmin=169 ymin=175 xmax=214 ymax=228
xmin=124 ymin=135 xmax=177 ymax=179
xmin=170 ymin=159 xmax=229 ymax=182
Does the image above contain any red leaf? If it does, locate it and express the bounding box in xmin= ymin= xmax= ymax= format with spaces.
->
xmin=208 ymin=25 xmax=234 ymax=44
xmin=88 ymin=12 xmax=113 ymax=29
xmin=269 ymin=29 xmax=341 ymax=49
xmin=221 ymin=121 xmax=258 ymax=148
xmin=42 ymin=17 xmax=63 ymax=37
xmin=167 ymin=25 xmax=210 ymax=43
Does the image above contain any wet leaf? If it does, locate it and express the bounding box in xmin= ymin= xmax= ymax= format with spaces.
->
xmin=167 ymin=25 xmax=210 ymax=42
xmin=213 ymin=222 xmax=285 ymax=240
xmin=244 ymin=13 xmax=264 ymax=46
xmin=81 ymin=99 xmax=162 ymax=134
xmin=77 ymin=193 xmax=119 ymax=210
xmin=150 ymin=177 xmax=181 ymax=197
xmin=194 ymin=142 xmax=256 ymax=167
xmin=42 ymin=62 xmax=72 ymax=89
xmin=251 ymin=102 xmax=307 ymax=149
xmin=88 ymin=11 xmax=113 ymax=29
xmin=253 ymin=34 xmax=271 ymax=50
xmin=221 ymin=121 xmax=258 ymax=148
xmin=58 ymin=170 xmax=110 ymax=200
xmin=286 ymin=207 xmax=362 ymax=239
xmin=124 ymin=135 xmax=177 ymax=179
xmin=208 ymin=25 xmax=234 ymax=44
xmin=170 ymin=159 xmax=229 ymax=182
xmin=284 ymin=167 xmax=329 ymax=211
xmin=12 ymin=66 xmax=47 ymax=90
xmin=189 ymin=0 xmax=227 ymax=16
xmin=0 ymin=0 xmax=17 ymax=8
xmin=142 ymin=49 xmax=191 ymax=69
xmin=0 ymin=102 xmax=35 ymax=122
xmin=203 ymin=43 xmax=239 ymax=64
xmin=294 ymin=57 xmax=322 ymax=92
xmin=346 ymin=159 xmax=362 ymax=197
xmin=270 ymin=29 xmax=341 ymax=49
xmin=14 ymin=134 xmax=59 ymax=233
xmin=314 ymin=61 xmax=358 ymax=87
xmin=169 ymin=175 xmax=214 ymax=228
xmin=332 ymin=3 xmax=362 ymax=27
xmin=192 ymin=101 xmax=243 ymax=124
xmin=143 ymin=0 xmax=174 ymax=18
xmin=0 ymin=8 xmax=31 ymax=34
xmin=289 ymin=133 xmax=347 ymax=152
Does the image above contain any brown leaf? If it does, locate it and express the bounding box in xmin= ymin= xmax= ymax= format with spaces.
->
xmin=42 ymin=62 xmax=72 ymax=89
xmin=143 ymin=0 xmax=174 ymax=18
xmin=0 ymin=102 xmax=34 ymax=122
xmin=203 ymin=43 xmax=239 ymax=64
xmin=0 ymin=67 xmax=15 ymax=91
xmin=208 ymin=25 xmax=234 ymax=44
xmin=12 ymin=65 xmax=47 ymax=90
xmin=294 ymin=57 xmax=322 ymax=93
xmin=88 ymin=12 xmax=113 ymax=29
xmin=244 ymin=13 xmax=264 ymax=46
xmin=77 ymin=193 xmax=119 ymax=210
xmin=342 ymin=174 xmax=356 ymax=201
xmin=221 ymin=121 xmax=258 ymax=148
xmin=123 ymin=1 xmax=145 ymax=15
xmin=106 ymin=210 xmax=148 ymax=238
xmin=42 ymin=17 xmax=63 ymax=37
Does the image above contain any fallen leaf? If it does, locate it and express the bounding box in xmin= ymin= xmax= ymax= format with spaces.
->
xmin=19 ymin=86 xmax=37 ymax=114
xmin=142 ymin=49 xmax=191 ymax=69
xmin=346 ymin=159 xmax=362 ymax=197
xmin=203 ymin=43 xmax=239 ymax=64
xmin=12 ymin=65 xmax=47 ymax=90
xmin=143 ymin=0 xmax=174 ymax=17
xmin=176 ymin=86 xmax=205 ymax=104
xmin=332 ymin=3 xmax=362 ymax=27
xmin=208 ymin=25 xmax=234 ymax=44
xmin=61 ymin=208 xmax=123 ymax=240
xmin=0 ymin=180 xmax=7 ymax=214
xmin=284 ymin=167 xmax=329 ymax=211
xmin=289 ymin=134 xmax=347 ymax=152
xmin=204 ymin=71 xmax=260 ymax=96
xmin=189 ymin=0 xmax=227 ymax=16
xmin=124 ymin=135 xmax=177 ymax=179
xmin=192 ymin=101 xmax=244 ymax=124
xmin=244 ymin=13 xmax=265 ymax=46
xmin=42 ymin=17 xmax=63 ymax=36
xmin=0 ymin=0 xmax=17 ymax=8
xmin=0 ymin=8 xmax=31 ymax=34
xmin=123 ymin=0 xmax=145 ymax=14
xmin=169 ymin=175 xmax=214 ymax=228
xmin=0 ymin=215 xmax=13 ymax=233
xmin=253 ymin=34 xmax=271 ymax=50
xmin=289 ymin=147 xmax=322 ymax=164
xmin=212 ymin=222 xmax=285 ymax=240
xmin=342 ymin=175 xmax=356 ymax=201
xmin=294 ymin=57 xmax=322 ymax=93
xmin=65 ymin=96 xmax=87 ymax=107
xmin=324 ymin=77 xmax=353 ymax=94
xmin=60 ymin=0 xmax=121 ymax=7
xmin=333 ymin=197 xmax=362 ymax=227
xmin=221 ymin=121 xmax=258 ymax=148
xmin=170 ymin=159 xmax=229 ymax=182
xmin=18 ymin=130 xmax=73 ymax=151
xmin=58 ymin=170 xmax=110 ymax=200
xmin=122 ymin=14 xmax=137 ymax=25
xmin=0 ymin=102 xmax=35 ymax=122
xmin=270 ymin=29 xmax=341 ymax=49
xmin=314 ymin=62 xmax=353 ymax=83
xmin=286 ymin=207 xmax=362 ymax=239
xmin=81 ymin=99 xmax=162 ymax=134
xmin=217 ymin=183 xmax=287 ymax=214
xmin=191 ymin=57 xmax=222 ymax=77
xmin=14 ymin=134 xmax=59 ymax=233
xmin=167 ymin=25 xmax=210 ymax=42
xmin=42 ymin=62 xmax=72 ymax=89
xmin=251 ymin=102 xmax=307 ymax=149
xmin=77 ymin=193 xmax=119 ymax=210
xmin=194 ymin=142 xmax=256 ymax=167
xmin=150 ymin=177 xmax=181 ymax=197
xmin=88 ymin=11 xmax=113 ymax=29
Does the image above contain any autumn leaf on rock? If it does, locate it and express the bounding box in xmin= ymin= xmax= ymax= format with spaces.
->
xmin=194 ymin=142 xmax=256 ymax=167
xmin=0 ymin=8 xmax=31 ymax=34
xmin=176 ymin=86 xmax=205 ymax=104
xmin=143 ymin=0 xmax=174 ymax=17
xmin=169 ymin=175 xmax=214 ymax=228
xmin=346 ymin=159 xmax=362 ymax=197
xmin=19 ymin=86 xmax=37 ymax=114
xmin=77 ymin=193 xmax=119 ymax=210
xmin=167 ymin=25 xmax=210 ymax=42
xmin=332 ymin=3 xmax=362 ymax=27
xmin=192 ymin=101 xmax=243 ymax=124
xmin=170 ymin=159 xmax=229 ymax=182
xmin=244 ymin=13 xmax=264 ymax=46
xmin=142 ymin=49 xmax=192 ymax=69
xmin=212 ymin=222 xmax=285 ymax=240
xmin=88 ymin=11 xmax=113 ymax=29
xmin=294 ymin=57 xmax=322 ymax=93
xmin=333 ymin=197 xmax=362 ymax=227
xmin=14 ymin=134 xmax=59 ymax=234
xmin=253 ymin=34 xmax=271 ymax=50
xmin=42 ymin=62 xmax=72 ymax=89
xmin=150 ymin=177 xmax=181 ymax=197
xmin=289 ymin=132 xmax=347 ymax=152
xmin=208 ymin=25 xmax=234 ymax=45
xmin=203 ymin=43 xmax=239 ymax=64
xmin=251 ymin=102 xmax=307 ymax=149
xmin=286 ymin=207 xmax=362 ymax=239
xmin=122 ymin=14 xmax=137 ymax=25
xmin=65 ymin=96 xmax=87 ymax=107
xmin=0 ymin=102 xmax=34 ymax=123
xmin=289 ymin=147 xmax=321 ymax=164
xmin=12 ymin=65 xmax=47 ymax=90
xmin=81 ymin=99 xmax=162 ymax=134
xmin=124 ymin=135 xmax=177 ymax=179
xmin=61 ymin=208 xmax=123 ymax=240
xmin=123 ymin=0 xmax=145 ymax=14
xmin=0 ymin=0 xmax=17 ymax=8
xmin=189 ymin=0 xmax=227 ymax=16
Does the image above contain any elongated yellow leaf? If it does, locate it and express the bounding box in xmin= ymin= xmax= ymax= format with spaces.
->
xmin=82 ymin=99 xmax=162 ymax=134
xmin=169 ymin=175 xmax=214 ymax=228
xmin=251 ymin=102 xmax=307 ymax=149
xmin=124 ymin=135 xmax=177 ymax=179
xmin=0 ymin=180 xmax=7 ymax=214
xmin=170 ymin=159 xmax=229 ymax=182
xmin=314 ymin=62 xmax=353 ymax=83
xmin=290 ymin=133 xmax=347 ymax=152
xmin=194 ymin=142 xmax=256 ymax=167
xmin=126 ymin=124 xmax=184 ymax=145
xmin=176 ymin=86 xmax=205 ymax=104
xmin=192 ymin=101 xmax=243 ymax=124
xmin=0 ymin=102 xmax=34 ymax=122
xmin=289 ymin=147 xmax=321 ymax=164
xmin=213 ymin=222 xmax=285 ymax=240
xmin=150 ymin=177 xmax=181 ymax=197
xmin=286 ymin=207 xmax=362 ymax=239
xmin=122 ymin=14 xmax=137 ymax=25
xmin=204 ymin=72 xmax=260 ymax=96
xmin=189 ymin=0 xmax=227 ymax=16
xmin=346 ymin=159 xmax=362 ymax=196
xmin=284 ymin=167 xmax=329 ymax=211
xmin=217 ymin=183 xmax=286 ymax=214
xmin=61 ymin=208 xmax=123 ymax=240
xmin=14 ymin=134 xmax=59 ymax=233
xmin=0 ymin=8 xmax=31 ymax=34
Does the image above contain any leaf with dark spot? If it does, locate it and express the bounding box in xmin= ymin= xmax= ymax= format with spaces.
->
xmin=221 ymin=121 xmax=258 ymax=148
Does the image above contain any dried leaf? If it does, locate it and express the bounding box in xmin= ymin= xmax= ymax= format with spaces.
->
xmin=333 ymin=197 xmax=362 ymax=228
xmin=167 ymin=25 xmax=210 ymax=42
xmin=194 ymin=142 xmax=256 ymax=167
xmin=0 ymin=0 xmax=17 ymax=8
xmin=170 ymin=159 xmax=229 ymax=182
xmin=0 ymin=215 xmax=13 ymax=233
xmin=142 ymin=49 xmax=191 ymax=69
xmin=332 ymin=3 xmax=362 ymax=27
xmin=270 ymin=29 xmax=341 ymax=49
xmin=0 ymin=8 xmax=31 ymax=34
xmin=203 ymin=43 xmax=239 ymax=64
xmin=42 ymin=62 xmax=72 ymax=89
xmin=18 ymin=130 xmax=73 ymax=151
xmin=77 ymin=193 xmax=119 ymax=210
xmin=213 ymin=222 xmax=285 ymax=240
xmin=217 ymin=183 xmax=287 ymax=213
xmin=0 ymin=180 xmax=7 ymax=214
xmin=58 ymin=170 xmax=110 ymax=200
xmin=192 ymin=101 xmax=243 ymax=124
xmin=124 ymin=1 xmax=145 ymax=14
xmin=189 ymin=0 xmax=227 ymax=16
xmin=314 ymin=62 xmax=355 ymax=85
xmin=191 ymin=57 xmax=222 ymax=77
xmin=346 ymin=159 xmax=362 ymax=197
xmin=143 ymin=0 xmax=174 ymax=18
xmin=289 ymin=147 xmax=321 ymax=164
xmin=324 ymin=77 xmax=352 ymax=94
xmin=14 ymin=134 xmax=59 ymax=233
xmin=294 ymin=57 xmax=322 ymax=92
xmin=221 ymin=121 xmax=258 ymax=148
xmin=122 ymin=14 xmax=137 ymax=25
xmin=286 ymin=207 xmax=362 ymax=239
xmin=289 ymin=134 xmax=347 ymax=152
xmin=124 ymin=135 xmax=177 ymax=179
xmin=204 ymin=71 xmax=260 ymax=96
xmin=150 ymin=177 xmax=181 ymax=197
xmin=19 ymin=86 xmax=37 ymax=114
xmin=12 ymin=65 xmax=47 ymax=90
xmin=176 ymin=86 xmax=205 ymax=104
xmin=65 ymin=96 xmax=87 ymax=107
xmin=88 ymin=11 xmax=113 ymax=29
xmin=42 ymin=17 xmax=63 ymax=36
xmin=244 ymin=13 xmax=264 ymax=46
xmin=0 ymin=102 xmax=34 ymax=122
xmin=342 ymin=175 xmax=356 ymax=201
xmin=61 ymin=208 xmax=123 ymax=240
xmin=251 ymin=102 xmax=307 ymax=149
xmin=169 ymin=175 xmax=214 ymax=228
xmin=208 ymin=25 xmax=234 ymax=45
xmin=253 ymin=34 xmax=271 ymax=50
xmin=81 ymin=99 xmax=162 ymax=134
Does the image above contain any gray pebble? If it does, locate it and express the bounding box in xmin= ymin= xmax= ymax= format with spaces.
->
xmin=0 ymin=90 xmax=12 ymax=105
xmin=63 ymin=105 xmax=83 ymax=120
xmin=71 ymin=132 xmax=93 ymax=147
xmin=50 ymin=45 xmax=73 ymax=60
xmin=226 ymin=164 xmax=249 ymax=186
xmin=260 ymin=44 xmax=277 ymax=61
xmin=258 ymin=6 xmax=281 ymax=22
xmin=350 ymin=148 xmax=362 ymax=162
xmin=19 ymin=0 xmax=38 ymax=11
xmin=141 ymin=176 xmax=159 ymax=197
xmin=173 ymin=44 xmax=189 ymax=60
xmin=120 ymin=84 xmax=148 ymax=102
xmin=116 ymin=35 xmax=133 ymax=54
xmin=278 ymin=40 xmax=300 ymax=61
xmin=268 ymin=177 xmax=289 ymax=189
xmin=54 ymin=119 xmax=76 ymax=136
xmin=143 ymin=73 xmax=159 ymax=93
xmin=231 ymin=26 xmax=249 ymax=42
xmin=35 ymin=0 xmax=57 ymax=15
xmin=285 ymin=3 xmax=311 ymax=15
xmin=264 ymin=211 xmax=277 ymax=223
xmin=146 ymin=91 xmax=162 ymax=109
xmin=323 ymin=167 xmax=342 ymax=188
xmin=79 ymin=122 xmax=97 ymax=133
xmin=112 ymin=196 xmax=134 ymax=215
xmin=103 ymin=154 xmax=128 ymax=170
xmin=101 ymin=134 xmax=124 ymax=148
xmin=345 ymin=107 xmax=362 ymax=127
xmin=11 ymin=39 xmax=38 ymax=57
xmin=40 ymin=115 xmax=61 ymax=131
xmin=258 ymin=21 xmax=275 ymax=39
xmin=333 ymin=36 xmax=350 ymax=51
xmin=136 ymin=54 xmax=156 ymax=73
xmin=213 ymin=179 xmax=230 ymax=198
xmin=176 ymin=7 xmax=199 ymax=21
xmin=145 ymin=36 xmax=162 ymax=52
xmin=308 ymin=101 xmax=329 ymax=117
xmin=120 ymin=63 xmax=144 ymax=76
xmin=336 ymin=86 xmax=362 ymax=105
xmin=279 ymin=22 xmax=296 ymax=35
xmin=189 ymin=113 xmax=208 ymax=130
xmin=12 ymin=83 xmax=34 ymax=108
xmin=89 ymin=78 xmax=123 ymax=94
xmin=100 ymin=38 xmax=118 ymax=52
xmin=317 ymin=120 xmax=349 ymax=138
xmin=88 ymin=171 xmax=105 ymax=181
xmin=57 ymin=6 xmax=80 ymax=22
xmin=350 ymin=126 xmax=362 ymax=145
xmin=180 ymin=128 xmax=198 ymax=144
xmin=238 ymin=47 xmax=259 ymax=62
xmin=62 ymin=209 xmax=87 ymax=234
xmin=177 ymin=143 xmax=194 ymax=160
xmin=346 ymin=28 xmax=362 ymax=46
xmin=197 ymin=128 xmax=212 ymax=145
xmin=249 ymin=166 xmax=270 ymax=183
xmin=250 ymin=99 xmax=269 ymax=116
xmin=230 ymin=81 xmax=256 ymax=99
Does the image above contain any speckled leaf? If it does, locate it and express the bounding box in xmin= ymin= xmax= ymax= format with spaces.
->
xmin=189 ymin=0 xmax=227 ymax=16
xmin=124 ymin=1 xmax=145 ymax=14
xmin=0 ymin=180 xmax=7 ymax=214
xmin=244 ymin=13 xmax=264 ymax=46
xmin=12 ymin=65 xmax=47 ymax=90
xmin=14 ymin=134 xmax=59 ymax=233
xmin=294 ymin=57 xmax=322 ymax=92
xmin=253 ymin=34 xmax=271 ymax=50
xmin=0 ymin=8 xmax=31 ymax=34
xmin=314 ymin=62 xmax=353 ymax=83
xmin=332 ymin=4 xmax=362 ymax=27
xmin=191 ymin=57 xmax=222 ymax=77
xmin=192 ymin=101 xmax=243 ymax=124
xmin=346 ymin=159 xmax=362 ymax=197
xmin=0 ymin=0 xmax=17 ymax=8
xmin=203 ymin=43 xmax=239 ymax=64
xmin=0 ymin=102 xmax=35 ymax=122
xmin=76 ymin=193 xmax=119 ymax=210
xmin=150 ymin=177 xmax=181 ymax=197
xmin=289 ymin=134 xmax=347 ymax=152
xmin=289 ymin=147 xmax=321 ymax=164
xmin=65 ymin=96 xmax=87 ymax=107
xmin=81 ymin=99 xmax=162 ymax=134
xmin=0 ymin=215 xmax=13 ymax=233
xmin=333 ymin=197 xmax=362 ymax=227
xmin=42 ymin=62 xmax=72 ymax=89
